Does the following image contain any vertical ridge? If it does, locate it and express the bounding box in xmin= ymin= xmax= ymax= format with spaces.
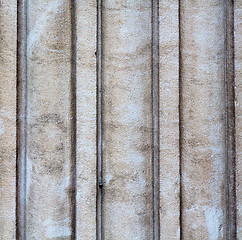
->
xmin=158 ymin=0 xmax=180 ymax=238
xmin=70 ymin=0 xmax=77 ymax=239
xmin=181 ymin=0 xmax=227 ymax=238
xmin=96 ymin=0 xmax=103 ymax=239
xmin=75 ymin=1 xmax=98 ymax=238
xmin=224 ymin=0 xmax=236 ymax=238
xmin=16 ymin=0 xmax=27 ymax=239
xmin=152 ymin=0 xmax=160 ymax=239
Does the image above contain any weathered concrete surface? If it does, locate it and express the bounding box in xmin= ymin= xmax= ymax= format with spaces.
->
xmin=235 ymin=0 xmax=242 ymax=238
xmin=159 ymin=1 xmax=180 ymax=239
xmin=0 ymin=1 xmax=241 ymax=239
xmin=26 ymin=1 xmax=73 ymax=239
xmin=180 ymin=1 xmax=226 ymax=239
xmin=76 ymin=1 xmax=97 ymax=239
xmin=0 ymin=1 xmax=16 ymax=239
xmin=102 ymin=1 xmax=154 ymax=239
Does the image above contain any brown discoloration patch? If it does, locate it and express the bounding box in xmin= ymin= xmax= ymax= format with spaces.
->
xmin=28 ymin=114 xmax=67 ymax=175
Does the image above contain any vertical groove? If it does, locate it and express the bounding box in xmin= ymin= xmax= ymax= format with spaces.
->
xmin=16 ymin=0 xmax=27 ymax=239
xmin=152 ymin=0 xmax=160 ymax=239
xmin=224 ymin=2 xmax=229 ymax=238
xmin=225 ymin=0 xmax=236 ymax=238
xmin=70 ymin=0 xmax=77 ymax=239
xmin=178 ymin=0 xmax=183 ymax=239
xmin=96 ymin=0 xmax=103 ymax=239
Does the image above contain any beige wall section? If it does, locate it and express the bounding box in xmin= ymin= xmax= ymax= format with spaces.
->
xmin=0 ymin=1 xmax=241 ymax=239
xmin=159 ymin=1 xmax=180 ymax=239
xmin=26 ymin=1 xmax=73 ymax=239
xmin=180 ymin=1 xmax=226 ymax=239
xmin=102 ymin=1 xmax=153 ymax=239
xmin=235 ymin=0 xmax=242 ymax=238
xmin=0 ymin=1 xmax=16 ymax=239
xmin=76 ymin=1 xmax=97 ymax=239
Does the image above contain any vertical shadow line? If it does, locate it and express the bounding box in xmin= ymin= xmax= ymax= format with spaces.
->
xmin=16 ymin=0 xmax=27 ymax=239
xmin=70 ymin=0 xmax=77 ymax=239
xmin=152 ymin=0 xmax=160 ymax=239
xmin=178 ymin=0 xmax=183 ymax=239
xmin=224 ymin=1 xmax=229 ymax=238
xmin=224 ymin=0 xmax=236 ymax=238
xmin=96 ymin=0 xmax=103 ymax=240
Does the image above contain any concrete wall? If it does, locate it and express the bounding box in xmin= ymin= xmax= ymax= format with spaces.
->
xmin=0 ymin=0 xmax=241 ymax=239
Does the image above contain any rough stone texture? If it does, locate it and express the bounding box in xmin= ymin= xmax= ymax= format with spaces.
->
xmin=0 ymin=1 xmax=241 ymax=239
xmin=180 ymin=1 xmax=226 ymax=239
xmin=76 ymin=1 xmax=97 ymax=239
xmin=102 ymin=1 xmax=154 ymax=239
xmin=159 ymin=1 xmax=180 ymax=239
xmin=235 ymin=0 xmax=242 ymax=238
xmin=0 ymin=1 xmax=16 ymax=239
xmin=26 ymin=1 xmax=73 ymax=239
